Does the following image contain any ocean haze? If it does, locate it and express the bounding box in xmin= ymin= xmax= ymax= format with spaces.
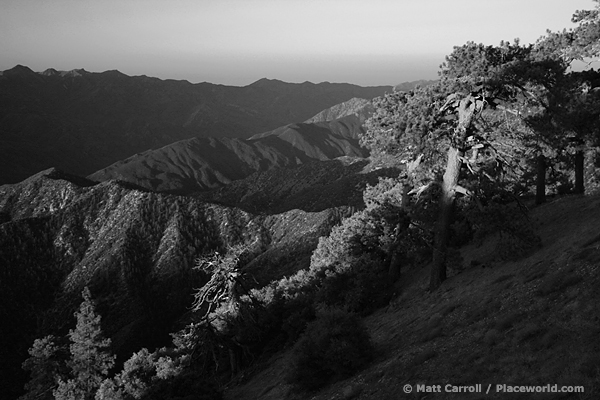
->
xmin=1 ymin=52 xmax=443 ymax=88
xmin=0 ymin=0 xmax=592 ymax=87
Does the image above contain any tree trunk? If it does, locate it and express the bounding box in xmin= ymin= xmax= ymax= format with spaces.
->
xmin=430 ymin=146 xmax=462 ymax=291
xmin=575 ymin=149 xmax=585 ymax=194
xmin=387 ymin=243 xmax=402 ymax=281
xmin=429 ymin=95 xmax=479 ymax=291
xmin=387 ymin=184 xmax=412 ymax=280
xmin=584 ymin=143 xmax=598 ymax=194
xmin=535 ymin=153 xmax=546 ymax=205
xmin=387 ymin=217 xmax=410 ymax=280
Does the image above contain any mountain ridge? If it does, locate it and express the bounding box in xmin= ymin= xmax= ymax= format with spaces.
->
xmin=88 ymin=114 xmax=370 ymax=193
xmin=0 ymin=65 xmax=392 ymax=184
xmin=304 ymin=97 xmax=373 ymax=123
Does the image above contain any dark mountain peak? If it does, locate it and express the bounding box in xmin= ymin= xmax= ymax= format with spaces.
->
xmin=2 ymin=64 xmax=37 ymax=78
xmin=248 ymin=77 xmax=288 ymax=88
xmin=10 ymin=64 xmax=34 ymax=73
xmin=100 ymin=69 xmax=126 ymax=77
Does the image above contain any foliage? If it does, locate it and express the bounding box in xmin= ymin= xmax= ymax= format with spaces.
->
xmin=191 ymin=243 xmax=258 ymax=317
xmin=173 ymin=244 xmax=266 ymax=378
xmin=94 ymin=346 xmax=209 ymax=400
xmin=95 ymin=379 xmax=124 ymax=400
xmin=54 ymin=287 xmax=115 ymax=400
xmin=250 ymin=176 xmax=432 ymax=342
xmin=115 ymin=348 xmax=156 ymax=399
xmin=361 ymin=40 xmax=558 ymax=289
xmin=19 ymin=335 xmax=68 ymax=400
xmin=308 ymin=209 xmax=396 ymax=313
xmin=316 ymin=255 xmax=392 ymax=314
xmin=10 ymin=5 xmax=600 ymax=398
xmin=21 ymin=287 xmax=117 ymax=400
xmin=459 ymin=192 xmax=540 ymax=261
xmin=287 ymin=307 xmax=374 ymax=390
xmin=309 ymin=210 xmax=383 ymax=274
xmin=360 ymin=85 xmax=448 ymax=180
xmin=536 ymin=0 xmax=600 ymax=63
xmin=528 ymin=3 xmax=600 ymax=194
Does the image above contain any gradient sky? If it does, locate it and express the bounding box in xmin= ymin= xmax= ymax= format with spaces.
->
xmin=0 ymin=0 xmax=595 ymax=86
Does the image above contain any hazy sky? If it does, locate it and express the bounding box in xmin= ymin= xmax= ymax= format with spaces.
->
xmin=0 ymin=0 xmax=595 ymax=86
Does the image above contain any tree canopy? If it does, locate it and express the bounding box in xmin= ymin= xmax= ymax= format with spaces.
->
xmin=361 ymin=0 xmax=600 ymax=289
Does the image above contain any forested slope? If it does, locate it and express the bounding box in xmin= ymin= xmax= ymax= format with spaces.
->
xmin=0 ymin=168 xmax=353 ymax=399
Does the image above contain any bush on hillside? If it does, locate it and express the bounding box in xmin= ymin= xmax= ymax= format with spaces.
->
xmin=459 ymin=185 xmax=541 ymax=261
xmin=287 ymin=307 xmax=374 ymax=390
xmin=315 ymin=255 xmax=392 ymax=314
xmin=307 ymin=209 xmax=396 ymax=313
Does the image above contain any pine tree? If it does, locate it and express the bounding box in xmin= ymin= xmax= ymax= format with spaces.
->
xmin=363 ymin=39 xmax=555 ymax=290
xmin=20 ymin=335 xmax=64 ymax=400
xmin=54 ymin=287 xmax=115 ymax=400
xmin=533 ymin=2 xmax=600 ymax=195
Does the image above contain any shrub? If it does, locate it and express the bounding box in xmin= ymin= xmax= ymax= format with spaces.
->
xmin=315 ymin=256 xmax=393 ymax=314
xmin=279 ymin=297 xmax=316 ymax=345
xmin=287 ymin=308 xmax=374 ymax=390
xmin=462 ymin=193 xmax=540 ymax=261
xmin=142 ymin=371 xmax=222 ymax=400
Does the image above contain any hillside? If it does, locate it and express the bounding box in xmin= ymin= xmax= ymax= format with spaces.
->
xmin=195 ymin=158 xmax=401 ymax=214
xmin=394 ymin=79 xmax=438 ymax=92
xmin=224 ymin=194 xmax=600 ymax=399
xmin=0 ymin=65 xmax=391 ymax=184
xmin=4 ymin=165 xmax=599 ymax=400
xmin=88 ymin=115 xmax=369 ymax=193
xmin=304 ymin=98 xmax=374 ymax=123
xmin=0 ymin=168 xmax=363 ymax=400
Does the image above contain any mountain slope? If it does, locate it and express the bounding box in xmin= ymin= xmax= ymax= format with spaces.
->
xmin=0 ymin=65 xmax=391 ymax=184
xmin=88 ymin=115 xmax=369 ymax=193
xmin=225 ymin=194 xmax=600 ymax=400
xmin=196 ymin=158 xmax=402 ymax=214
xmin=394 ymin=79 xmax=438 ymax=92
xmin=0 ymin=168 xmax=354 ymax=400
xmin=304 ymin=97 xmax=373 ymax=123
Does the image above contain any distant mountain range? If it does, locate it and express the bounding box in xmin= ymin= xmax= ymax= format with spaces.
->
xmin=0 ymin=65 xmax=392 ymax=184
xmin=0 ymin=66 xmax=433 ymax=399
